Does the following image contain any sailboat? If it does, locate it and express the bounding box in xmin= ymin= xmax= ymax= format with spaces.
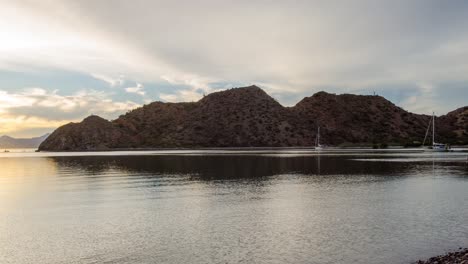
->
xmin=422 ymin=112 xmax=449 ymax=152
xmin=315 ymin=126 xmax=323 ymax=151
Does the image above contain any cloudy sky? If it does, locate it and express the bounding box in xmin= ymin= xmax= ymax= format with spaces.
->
xmin=1 ymin=0 xmax=468 ymax=137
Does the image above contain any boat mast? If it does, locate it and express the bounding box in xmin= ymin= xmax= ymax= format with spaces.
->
xmin=316 ymin=126 xmax=320 ymax=147
xmin=432 ymin=112 xmax=435 ymax=145
xmin=422 ymin=117 xmax=431 ymax=146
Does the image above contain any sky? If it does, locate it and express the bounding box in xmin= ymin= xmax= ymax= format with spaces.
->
xmin=1 ymin=0 xmax=468 ymax=137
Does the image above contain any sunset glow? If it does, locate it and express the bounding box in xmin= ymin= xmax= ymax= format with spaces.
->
xmin=1 ymin=0 xmax=468 ymax=137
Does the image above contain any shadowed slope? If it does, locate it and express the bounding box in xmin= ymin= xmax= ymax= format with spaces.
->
xmin=39 ymin=86 xmax=468 ymax=151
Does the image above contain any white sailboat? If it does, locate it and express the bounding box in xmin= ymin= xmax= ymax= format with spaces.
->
xmin=422 ymin=112 xmax=449 ymax=152
xmin=315 ymin=126 xmax=323 ymax=151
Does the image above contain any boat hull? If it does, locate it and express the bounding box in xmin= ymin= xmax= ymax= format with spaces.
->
xmin=424 ymin=145 xmax=450 ymax=152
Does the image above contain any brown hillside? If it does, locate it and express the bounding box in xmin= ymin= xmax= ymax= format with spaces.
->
xmin=291 ymin=92 xmax=430 ymax=145
xmin=39 ymin=86 xmax=468 ymax=151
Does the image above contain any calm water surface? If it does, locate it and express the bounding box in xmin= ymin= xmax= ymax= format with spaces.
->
xmin=1 ymin=149 xmax=467 ymax=264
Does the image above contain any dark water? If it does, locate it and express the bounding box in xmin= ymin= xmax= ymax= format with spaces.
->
xmin=1 ymin=150 xmax=467 ymax=264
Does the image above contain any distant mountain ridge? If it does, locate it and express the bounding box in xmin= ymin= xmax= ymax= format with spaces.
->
xmin=39 ymin=86 xmax=468 ymax=151
xmin=0 ymin=134 xmax=50 ymax=149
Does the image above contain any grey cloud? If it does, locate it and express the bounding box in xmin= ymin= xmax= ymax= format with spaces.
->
xmin=10 ymin=0 xmax=468 ymax=113
xmin=2 ymin=89 xmax=140 ymax=121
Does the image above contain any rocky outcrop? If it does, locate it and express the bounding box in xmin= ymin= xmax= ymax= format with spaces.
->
xmin=39 ymin=85 xmax=468 ymax=151
xmin=437 ymin=106 xmax=468 ymax=143
xmin=40 ymin=115 xmax=129 ymax=150
xmin=292 ymin=92 xmax=430 ymax=145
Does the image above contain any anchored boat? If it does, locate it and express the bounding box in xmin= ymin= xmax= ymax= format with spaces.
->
xmin=422 ymin=112 xmax=450 ymax=152
xmin=315 ymin=126 xmax=323 ymax=151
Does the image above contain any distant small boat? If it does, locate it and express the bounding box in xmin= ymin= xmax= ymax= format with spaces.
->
xmin=315 ymin=126 xmax=323 ymax=151
xmin=422 ymin=112 xmax=449 ymax=152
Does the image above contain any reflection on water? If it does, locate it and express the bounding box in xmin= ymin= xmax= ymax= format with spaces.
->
xmin=49 ymin=155 xmax=417 ymax=179
xmin=0 ymin=151 xmax=467 ymax=264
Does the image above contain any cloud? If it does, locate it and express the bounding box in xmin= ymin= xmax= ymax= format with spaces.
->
xmin=160 ymin=74 xmax=215 ymax=92
xmin=0 ymin=88 xmax=138 ymax=114
xmin=397 ymin=83 xmax=436 ymax=114
xmin=159 ymin=88 xmax=204 ymax=103
xmin=158 ymin=74 xmax=217 ymax=102
xmin=0 ymin=88 xmax=140 ymax=136
xmin=1 ymin=0 xmax=468 ymax=118
xmin=0 ymin=90 xmax=37 ymax=109
xmin=13 ymin=3 xmax=468 ymax=101
xmin=64 ymin=1 xmax=468 ymax=87
xmin=91 ymin=73 xmax=125 ymax=87
xmin=125 ymin=83 xmax=145 ymax=96
xmin=0 ymin=1 xmax=171 ymax=84
xmin=0 ymin=114 xmax=68 ymax=136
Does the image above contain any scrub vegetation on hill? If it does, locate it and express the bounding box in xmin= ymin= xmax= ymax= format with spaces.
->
xmin=39 ymin=86 xmax=468 ymax=151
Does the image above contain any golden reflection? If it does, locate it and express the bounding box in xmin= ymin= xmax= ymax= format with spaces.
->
xmin=0 ymin=157 xmax=58 ymax=211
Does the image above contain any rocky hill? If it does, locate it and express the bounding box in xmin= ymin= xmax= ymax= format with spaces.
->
xmin=0 ymin=133 xmax=49 ymax=149
xmin=292 ymin=91 xmax=430 ymax=145
xmin=437 ymin=106 xmax=468 ymax=143
xmin=39 ymin=85 xmax=468 ymax=151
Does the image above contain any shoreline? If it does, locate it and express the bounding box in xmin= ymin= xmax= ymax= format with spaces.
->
xmin=34 ymin=146 xmax=468 ymax=153
xmin=415 ymin=248 xmax=468 ymax=263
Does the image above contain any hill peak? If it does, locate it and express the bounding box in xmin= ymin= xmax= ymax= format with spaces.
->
xmin=295 ymin=91 xmax=392 ymax=108
xmin=312 ymin=91 xmax=334 ymax=96
xmin=200 ymin=85 xmax=278 ymax=105
xmin=241 ymin=84 xmax=262 ymax=90
xmin=83 ymin=115 xmax=109 ymax=123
